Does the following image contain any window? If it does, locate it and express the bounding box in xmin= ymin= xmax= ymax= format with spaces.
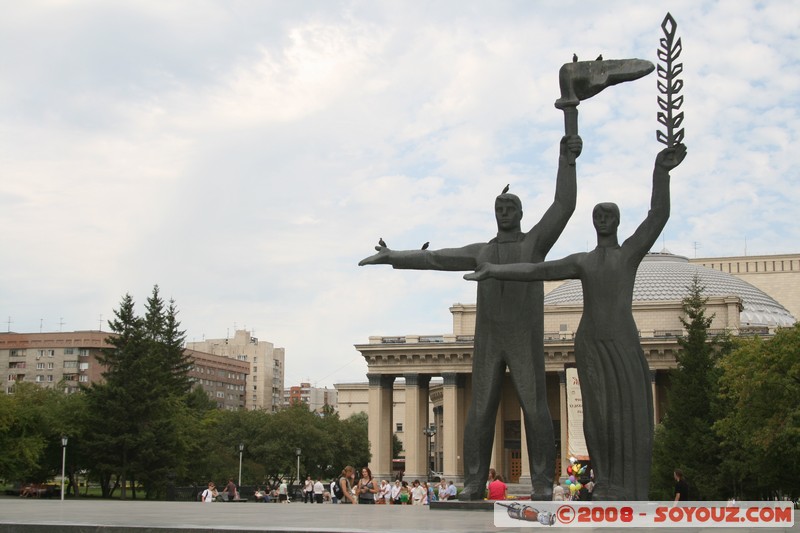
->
xmin=36 ymin=363 xmax=46 ymax=370
xmin=47 ymin=362 xmax=54 ymax=370
xmin=35 ymin=375 xmax=44 ymax=383
xmin=64 ymin=361 xmax=78 ymax=368
xmin=79 ymin=363 xmax=89 ymax=370
xmin=253 ymin=366 xmax=257 ymax=373
xmin=47 ymin=375 xmax=54 ymax=382
xmin=79 ymin=375 xmax=88 ymax=383
xmin=64 ymin=348 xmax=75 ymax=355
xmin=79 ymin=349 xmax=89 ymax=357
xmin=10 ymin=349 xmax=26 ymax=357
xmin=39 ymin=350 xmax=55 ymax=358
xmin=396 ymin=423 xmax=404 ymax=432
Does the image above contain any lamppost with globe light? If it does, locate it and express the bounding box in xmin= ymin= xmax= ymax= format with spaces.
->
xmin=238 ymin=442 xmax=244 ymax=488
xmin=295 ymin=448 xmax=301 ymax=490
xmin=60 ymin=436 xmax=68 ymax=501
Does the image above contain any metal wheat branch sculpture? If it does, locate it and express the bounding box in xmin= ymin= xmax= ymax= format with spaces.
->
xmin=657 ymin=13 xmax=684 ymax=147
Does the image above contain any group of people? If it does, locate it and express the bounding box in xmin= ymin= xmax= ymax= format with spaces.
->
xmin=200 ymin=478 xmax=240 ymax=502
xmin=301 ymin=476 xmax=330 ymax=503
xmin=332 ymin=466 xmax=458 ymax=505
xmin=203 ymin=465 xmax=685 ymax=504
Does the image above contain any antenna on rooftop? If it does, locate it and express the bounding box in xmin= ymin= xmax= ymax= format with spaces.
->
xmin=58 ymin=318 xmax=66 ymax=332
xmin=692 ymin=241 xmax=701 ymax=258
xmin=98 ymin=313 xmax=103 ymax=331
xmin=40 ymin=318 xmax=43 ymax=333
xmin=6 ymin=316 xmax=12 ymax=333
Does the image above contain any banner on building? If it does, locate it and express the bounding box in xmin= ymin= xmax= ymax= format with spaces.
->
xmin=566 ymin=367 xmax=589 ymax=460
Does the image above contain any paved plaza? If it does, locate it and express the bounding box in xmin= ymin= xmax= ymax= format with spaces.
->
xmin=0 ymin=499 xmax=798 ymax=533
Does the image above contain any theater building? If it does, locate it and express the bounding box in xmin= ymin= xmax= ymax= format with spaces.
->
xmin=346 ymin=252 xmax=797 ymax=486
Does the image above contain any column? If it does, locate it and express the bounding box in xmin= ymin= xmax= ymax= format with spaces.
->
xmin=367 ymin=373 xmax=395 ymax=481
xmin=403 ymin=373 xmax=431 ymax=481
xmin=442 ymin=372 xmax=465 ymax=483
xmin=559 ymin=371 xmax=568 ymax=480
xmin=433 ymin=406 xmax=443 ymax=474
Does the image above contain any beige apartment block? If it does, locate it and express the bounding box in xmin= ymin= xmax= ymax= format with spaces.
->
xmin=186 ymin=349 xmax=249 ymax=410
xmin=0 ymin=331 xmax=107 ymax=394
xmin=0 ymin=332 xmax=250 ymax=411
xmin=187 ymin=329 xmax=285 ymax=412
xmin=350 ymin=252 xmax=796 ymax=487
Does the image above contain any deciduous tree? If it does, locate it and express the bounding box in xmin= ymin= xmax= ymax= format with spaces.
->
xmin=715 ymin=324 xmax=800 ymax=500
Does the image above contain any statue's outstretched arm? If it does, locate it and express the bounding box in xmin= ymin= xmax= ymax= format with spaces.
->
xmin=529 ymin=135 xmax=582 ymax=253
xmin=360 ymin=242 xmax=484 ymax=271
xmin=464 ymin=253 xmax=583 ymax=282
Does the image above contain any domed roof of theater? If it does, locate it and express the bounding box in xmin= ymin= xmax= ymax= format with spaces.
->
xmin=543 ymin=252 xmax=796 ymax=327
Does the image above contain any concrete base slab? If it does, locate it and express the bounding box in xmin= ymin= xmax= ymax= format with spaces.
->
xmin=429 ymin=500 xmax=494 ymax=511
xmin=0 ymin=499 xmax=797 ymax=532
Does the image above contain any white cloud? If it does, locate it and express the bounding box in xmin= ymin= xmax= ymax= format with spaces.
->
xmin=1 ymin=0 xmax=798 ymax=386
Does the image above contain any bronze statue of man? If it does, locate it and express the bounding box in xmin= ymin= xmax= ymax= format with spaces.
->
xmin=466 ymin=143 xmax=687 ymax=500
xmin=360 ymin=134 xmax=582 ymax=500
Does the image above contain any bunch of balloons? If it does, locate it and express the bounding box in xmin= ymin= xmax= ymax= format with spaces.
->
xmin=564 ymin=457 xmax=587 ymax=496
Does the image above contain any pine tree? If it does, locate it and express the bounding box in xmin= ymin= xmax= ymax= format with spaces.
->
xmin=650 ymin=275 xmax=729 ymax=500
xmin=90 ymin=292 xmax=146 ymax=498
xmin=85 ymin=287 xmax=193 ymax=498
xmin=161 ymin=299 xmax=192 ymax=395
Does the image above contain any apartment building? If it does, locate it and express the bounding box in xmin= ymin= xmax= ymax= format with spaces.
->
xmin=187 ymin=329 xmax=285 ymax=412
xmin=282 ymin=381 xmax=338 ymax=413
xmin=0 ymin=331 xmax=249 ymax=410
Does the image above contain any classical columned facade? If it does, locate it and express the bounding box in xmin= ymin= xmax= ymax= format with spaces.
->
xmin=355 ymin=331 xmax=684 ymax=486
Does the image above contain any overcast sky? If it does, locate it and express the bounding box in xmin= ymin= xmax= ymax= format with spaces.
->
xmin=1 ymin=1 xmax=798 ymax=388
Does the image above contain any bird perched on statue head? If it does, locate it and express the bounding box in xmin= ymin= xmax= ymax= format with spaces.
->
xmin=572 ymin=53 xmax=578 ymax=63
xmin=378 ymin=237 xmax=387 ymax=248
xmin=421 ymin=242 xmax=429 ymax=250
xmin=501 ymin=184 xmax=510 ymax=195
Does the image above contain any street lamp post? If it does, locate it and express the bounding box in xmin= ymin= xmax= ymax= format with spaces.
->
xmin=238 ymin=442 xmax=244 ymax=488
xmin=295 ymin=448 xmax=301 ymax=494
xmin=422 ymin=425 xmax=437 ymax=480
xmin=60 ymin=436 xmax=68 ymax=501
